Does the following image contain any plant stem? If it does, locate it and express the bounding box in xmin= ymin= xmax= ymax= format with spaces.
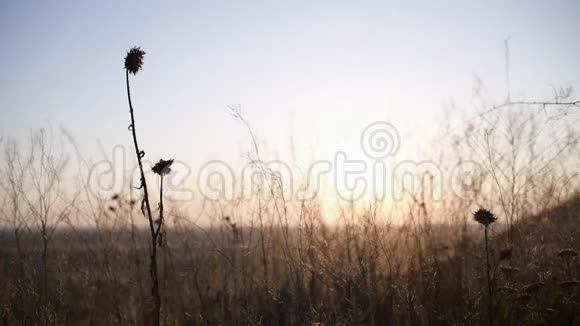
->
xmin=156 ymin=175 xmax=164 ymax=237
xmin=125 ymin=69 xmax=161 ymax=326
xmin=485 ymin=226 xmax=493 ymax=326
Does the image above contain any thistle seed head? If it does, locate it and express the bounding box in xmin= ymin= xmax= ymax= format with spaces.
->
xmin=124 ymin=46 xmax=146 ymax=75
xmin=473 ymin=208 xmax=497 ymax=226
xmin=152 ymin=159 xmax=174 ymax=176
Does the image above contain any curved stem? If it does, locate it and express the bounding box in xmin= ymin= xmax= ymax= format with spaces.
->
xmin=126 ymin=70 xmax=154 ymax=233
xmin=126 ymin=69 xmax=160 ymax=326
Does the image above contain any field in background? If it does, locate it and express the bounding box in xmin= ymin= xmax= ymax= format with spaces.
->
xmin=0 ymin=196 xmax=579 ymax=325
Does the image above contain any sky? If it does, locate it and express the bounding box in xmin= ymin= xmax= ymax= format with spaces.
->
xmin=1 ymin=0 xmax=579 ymax=205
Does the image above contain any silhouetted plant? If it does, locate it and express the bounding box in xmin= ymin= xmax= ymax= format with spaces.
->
xmin=152 ymin=159 xmax=174 ymax=247
xmin=124 ymin=46 xmax=162 ymax=326
xmin=474 ymin=208 xmax=497 ymax=326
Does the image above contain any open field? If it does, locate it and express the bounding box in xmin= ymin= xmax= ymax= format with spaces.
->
xmin=0 ymin=193 xmax=579 ymax=325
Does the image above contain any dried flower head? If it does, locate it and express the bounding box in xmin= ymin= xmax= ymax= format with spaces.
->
xmin=473 ymin=208 xmax=497 ymax=226
xmin=124 ymin=47 xmax=146 ymax=75
xmin=152 ymin=159 xmax=174 ymax=175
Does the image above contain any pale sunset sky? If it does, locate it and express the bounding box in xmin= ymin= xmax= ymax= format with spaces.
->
xmin=1 ymin=0 xmax=579 ymax=203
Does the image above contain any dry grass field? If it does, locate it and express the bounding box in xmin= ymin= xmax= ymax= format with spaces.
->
xmin=1 ymin=44 xmax=579 ymax=326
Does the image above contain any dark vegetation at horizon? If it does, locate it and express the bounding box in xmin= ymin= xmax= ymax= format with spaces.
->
xmin=0 ymin=195 xmax=578 ymax=325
